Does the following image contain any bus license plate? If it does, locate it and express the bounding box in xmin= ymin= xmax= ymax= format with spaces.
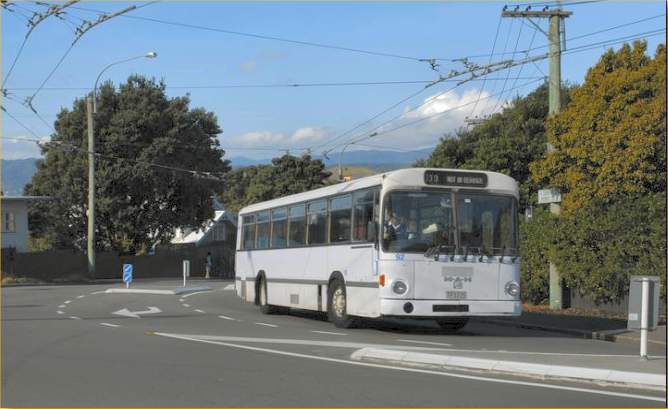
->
xmin=446 ymin=291 xmax=467 ymax=299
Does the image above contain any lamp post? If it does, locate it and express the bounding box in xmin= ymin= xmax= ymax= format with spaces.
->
xmin=87 ymin=52 xmax=157 ymax=277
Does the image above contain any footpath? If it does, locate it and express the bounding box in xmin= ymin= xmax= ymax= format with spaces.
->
xmin=353 ymin=312 xmax=666 ymax=392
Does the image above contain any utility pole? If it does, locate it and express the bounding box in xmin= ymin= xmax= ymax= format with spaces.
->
xmin=86 ymin=95 xmax=95 ymax=277
xmin=502 ymin=6 xmax=571 ymax=310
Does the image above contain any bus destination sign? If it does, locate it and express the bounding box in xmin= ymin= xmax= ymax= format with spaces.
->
xmin=424 ymin=170 xmax=488 ymax=187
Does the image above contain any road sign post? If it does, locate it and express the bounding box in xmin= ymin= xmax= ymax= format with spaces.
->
xmin=628 ymin=276 xmax=660 ymax=359
xmin=122 ymin=264 xmax=133 ymax=289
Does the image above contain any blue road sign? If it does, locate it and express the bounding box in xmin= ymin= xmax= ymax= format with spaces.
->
xmin=123 ymin=264 xmax=133 ymax=285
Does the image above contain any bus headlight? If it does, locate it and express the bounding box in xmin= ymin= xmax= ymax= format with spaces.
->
xmin=504 ymin=281 xmax=520 ymax=298
xmin=392 ymin=280 xmax=408 ymax=295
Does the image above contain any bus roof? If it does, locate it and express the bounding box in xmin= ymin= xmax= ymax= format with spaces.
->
xmin=238 ymin=168 xmax=518 ymax=215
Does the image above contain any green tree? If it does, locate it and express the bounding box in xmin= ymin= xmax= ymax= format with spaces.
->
xmin=421 ymin=82 xmax=573 ymax=207
xmin=531 ymin=42 xmax=666 ymax=213
xmin=26 ymin=75 xmax=230 ymax=253
xmin=220 ymin=154 xmax=331 ymax=213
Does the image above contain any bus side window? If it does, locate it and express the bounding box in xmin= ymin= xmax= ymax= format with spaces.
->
xmin=255 ymin=210 xmax=270 ymax=249
xmin=329 ymin=195 xmax=352 ymax=243
xmin=288 ymin=204 xmax=306 ymax=246
xmin=307 ymin=200 xmax=327 ymax=245
xmin=242 ymin=214 xmax=256 ymax=250
xmin=271 ymin=207 xmax=288 ymax=248
xmin=353 ymin=188 xmax=375 ymax=242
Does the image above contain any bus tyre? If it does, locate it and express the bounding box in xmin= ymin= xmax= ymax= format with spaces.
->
xmin=435 ymin=318 xmax=468 ymax=331
xmin=258 ymin=276 xmax=280 ymax=315
xmin=327 ymin=279 xmax=357 ymax=328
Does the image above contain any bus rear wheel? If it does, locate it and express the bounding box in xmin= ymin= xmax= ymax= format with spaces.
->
xmin=435 ymin=318 xmax=468 ymax=331
xmin=258 ymin=276 xmax=280 ymax=314
xmin=327 ymin=279 xmax=357 ymax=328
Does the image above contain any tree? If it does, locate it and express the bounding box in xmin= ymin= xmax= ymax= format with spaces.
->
xmin=220 ymin=154 xmax=331 ymax=213
xmin=420 ymin=82 xmax=573 ymax=207
xmin=530 ymin=42 xmax=666 ymax=213
xmin=26 ymin=75 xmax=230 ymax=253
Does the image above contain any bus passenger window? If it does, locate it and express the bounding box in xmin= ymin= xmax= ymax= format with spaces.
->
xmin=329 ymin=195 xmax=352 ymax=242
xmin=256 ymin=210 xmax=270 ymax=249
xmin=288 ymin=204 xmax=306 ymax=246
xmin=307 ymin=200 xmax=327 ymax=245
xmin=271 ymin=207 xmax=288 ymax=248
xmin=353 ymin=189 xmax=374 ymax=241
xmin=242 ymin=215 xmax=255 ymax=250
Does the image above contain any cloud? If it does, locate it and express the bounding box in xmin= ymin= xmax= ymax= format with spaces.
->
xmin=222 ymin=126 xmax=330 ymax=155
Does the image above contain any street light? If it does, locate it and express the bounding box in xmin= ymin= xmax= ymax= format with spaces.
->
xmin=86 ymin=52 xmax=157 ymax=277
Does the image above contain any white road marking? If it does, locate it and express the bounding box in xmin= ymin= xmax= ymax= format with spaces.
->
xmin=64 ymin=300 xmax=72 ymax=304
xmin=153 ymin=332 xmax=665 ymax=403
xmin=182 ymin=290 xmax=213 ymax=298
xmin=100 ymin=323 xmax=120 ymax=328
xmin=90 ymin=290 xmax=106 ymax=295
xmin=56 ymin=310 xmax=64 ymax=315
xmin=397 ymin=339 xmax=453 ymax=347
xmin=179 ymin=298 xmax=185 ymax=302
xmin=194 ymin=309 xmax=205 ymax=313
xmin=223 ymin=284 xmax=235 ymax=290
xmin=218 ymin=315 xmax=237 ymax=321
xmin=112 ymin=307 xmax=162 ymax=319
xmin=58 ymin=304 xmax=66 ymax=308
xmin=182 ymin=303 xmax=190 ymax=308
xmin=76 ymin=295 xmax=85 ymax=299
xmin=311 ymin=330 xmax=347 ymax=336
xmin=255 ymin=322 xmax=278 ymax=328
xmin=69 ymin=316 xmax=82 ymax=320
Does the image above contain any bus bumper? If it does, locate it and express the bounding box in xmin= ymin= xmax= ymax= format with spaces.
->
xmin=379 ymin=299 xmax=521 ymax=317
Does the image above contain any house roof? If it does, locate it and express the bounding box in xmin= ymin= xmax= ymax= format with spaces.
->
xmin=170 ymin=210 xmax=235 ymax=245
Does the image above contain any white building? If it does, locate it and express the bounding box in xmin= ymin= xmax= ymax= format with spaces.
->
xmin=1 ymin=196 xmax=48 ymax=252
xmin=170 ymin=199 xmax=237 ymax=247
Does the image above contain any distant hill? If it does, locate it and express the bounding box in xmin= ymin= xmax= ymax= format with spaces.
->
xmin=2 ymin=158 xmax=39 ymax=195
xmin=229 ymin=147 xmax=433 ymax=169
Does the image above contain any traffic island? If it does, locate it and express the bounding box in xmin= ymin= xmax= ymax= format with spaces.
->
xmin=350 ymin=347 xmax=666 ymax=391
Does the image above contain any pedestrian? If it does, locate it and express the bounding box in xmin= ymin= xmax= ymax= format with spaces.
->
xmin=205 ymin=251 xmax=213 ymax=279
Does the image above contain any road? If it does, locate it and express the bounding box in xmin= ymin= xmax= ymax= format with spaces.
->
xmin=2 ymin=280 xmax=665 ymax=407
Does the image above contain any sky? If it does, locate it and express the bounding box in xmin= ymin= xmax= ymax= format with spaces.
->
xmin=2 ymin=0 xmax=666 ymax=161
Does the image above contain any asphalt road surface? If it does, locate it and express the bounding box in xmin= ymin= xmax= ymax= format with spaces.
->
xmin=2 ymin=280 xmax=665 ymax=407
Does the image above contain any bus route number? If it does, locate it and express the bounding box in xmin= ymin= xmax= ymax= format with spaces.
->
xmin=424 ymin=170 xmax=487 ymax=188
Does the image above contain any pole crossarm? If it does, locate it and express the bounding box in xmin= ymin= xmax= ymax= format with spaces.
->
xmin=502 ymin=10 xmax=572 ymax=18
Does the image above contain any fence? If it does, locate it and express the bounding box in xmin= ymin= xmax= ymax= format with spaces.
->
xmin=1 ymin=242 xmax=235 ymax=281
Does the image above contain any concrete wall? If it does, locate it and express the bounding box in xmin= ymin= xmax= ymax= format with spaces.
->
xmin=1 ymin=199 xmax=29 ymax=252
xmin=1 ymin=243 xmax=236 ymax=281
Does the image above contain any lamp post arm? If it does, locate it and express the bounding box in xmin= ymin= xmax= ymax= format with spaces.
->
xmin=92 ymin=55 xmax=145 ymax=113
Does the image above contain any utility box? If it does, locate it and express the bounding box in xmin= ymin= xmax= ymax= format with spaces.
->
xmin=627 ymin=276 xmax=660 ymax=330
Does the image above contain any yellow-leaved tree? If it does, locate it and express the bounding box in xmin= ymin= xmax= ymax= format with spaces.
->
xmin=531 ymin=41 xmax=666 ymax=213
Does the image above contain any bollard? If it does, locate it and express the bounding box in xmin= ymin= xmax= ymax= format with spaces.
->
xmin=640 ymin=278 xmax=649 ymax=358
xmin=183 ymin=260 xmax=190 ymax=287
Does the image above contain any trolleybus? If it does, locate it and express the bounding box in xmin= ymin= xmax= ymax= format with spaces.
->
xmin=235 ymin=168 xmax=521 ymax=329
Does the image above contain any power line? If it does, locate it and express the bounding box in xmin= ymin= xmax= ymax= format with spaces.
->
xmin=468 ymin=15 xmax=503 ymax=120
xmin=492 ymin=18 xmax=524 ymax=114
xmin=62 ymin=3 xmax=442 ymax=65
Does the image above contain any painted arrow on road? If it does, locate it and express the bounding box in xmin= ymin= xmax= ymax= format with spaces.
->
xmin=112 ymin=306 xmax=162 ymax=319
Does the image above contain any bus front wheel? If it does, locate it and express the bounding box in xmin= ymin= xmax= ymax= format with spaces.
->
xmin=327 ymin=279 xmax=357 ymax=328
xmin=435 ymin=318 xmax=468 ymax=331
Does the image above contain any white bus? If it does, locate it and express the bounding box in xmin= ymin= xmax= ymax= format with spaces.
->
xmin=235 ymin=168 xmax=521 ymax=329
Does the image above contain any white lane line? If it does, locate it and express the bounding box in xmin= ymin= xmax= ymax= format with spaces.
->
xmin=179 ymin=298 xmax=185 ymax=302
xmin=311 ymin=330 xmax=347 ymax=336
xmin=218 ymin=315 xmax=237 ymax=321
xmin=223 ymin=284 xmax=235 ymax=290
xmin=69 ymin=316 xmax=82 ymax=320
xmin=182 ymin=303 xmax=190 ymax=308
xmin=182 ymin=290 xmax=212 ymax=298
xmin=100 ymin=323 xmax=120 ymax=328
xmin=64 ymin=300 xmax=72 ymax=304
xmin=57 ymin=310 xmax=64 ymax=315
xmin=90 ymin=290 xmax=106 ymax=295
xmin=255 ymin=322 xmax=278 ymax=328
xmin=58 ymin=304 xmax=66 ymax=308
xmin=397 ymin=339 xmax=453 ymax=347
xmin=194 ymin=309 xmax=206 ymax=313
xmin=76 ymin=295 xmax=85 ymax=299
xmin=153 ymin=332 xmax=666 ymax=403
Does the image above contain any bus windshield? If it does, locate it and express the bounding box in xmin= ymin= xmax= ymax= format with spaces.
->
xmin=382 ymin=191 xmax=517 ymax=256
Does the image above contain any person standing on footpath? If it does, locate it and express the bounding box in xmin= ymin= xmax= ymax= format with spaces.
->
xmin=205 ymin=252 xmax=213 ymax=279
